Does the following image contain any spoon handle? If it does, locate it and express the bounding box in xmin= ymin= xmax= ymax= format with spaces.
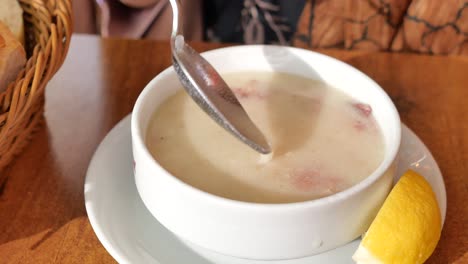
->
xmin=168 ymin=0 xmax=183 ymax=37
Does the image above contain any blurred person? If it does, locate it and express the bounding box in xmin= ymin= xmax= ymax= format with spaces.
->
xmin=73 ymin=0 xmax=468 ymax=55
xmin=73 ymin=0 xmax=203 ymax=40
xmin=72 ymin=0 xmax=305 ymax=43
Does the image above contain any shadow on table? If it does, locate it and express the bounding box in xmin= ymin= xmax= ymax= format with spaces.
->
xmin=0 ymin=125 xmax=90 ymax=249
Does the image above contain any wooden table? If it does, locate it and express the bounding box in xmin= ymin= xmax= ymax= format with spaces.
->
xmin=0 ymin=34 xmax=466 ymax=263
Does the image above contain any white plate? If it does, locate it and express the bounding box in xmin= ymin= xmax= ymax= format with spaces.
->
xmin=84 ymin=115 xmax=446 ymax=264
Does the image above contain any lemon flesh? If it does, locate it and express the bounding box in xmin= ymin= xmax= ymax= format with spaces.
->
xmin=353 ymin=170 xmax=442 ymax=264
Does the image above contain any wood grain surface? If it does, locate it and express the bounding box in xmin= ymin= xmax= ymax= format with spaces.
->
xmin=0 ymin=34 xmax=466 ymax=263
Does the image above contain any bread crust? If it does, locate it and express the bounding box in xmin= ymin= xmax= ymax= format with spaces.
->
xmin=0 ymin=21 xmax=26 ymax=93
xmin=0 ymin=0 xmax=24 ymax=44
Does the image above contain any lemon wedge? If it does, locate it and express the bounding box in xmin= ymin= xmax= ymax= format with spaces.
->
xmin=353 ymin=170 xmax=442 ymax=264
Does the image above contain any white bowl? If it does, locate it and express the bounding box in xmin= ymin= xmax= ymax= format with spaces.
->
xmin=131 ymin=45 xmax=401 ymax=260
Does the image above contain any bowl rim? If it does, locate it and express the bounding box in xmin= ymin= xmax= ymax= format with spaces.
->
xmin=131 ymin=45 xmax=401 ymax=211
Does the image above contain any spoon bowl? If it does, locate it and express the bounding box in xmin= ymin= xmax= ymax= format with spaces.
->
xmin=168 ymin=0 xmax=271 ymax=154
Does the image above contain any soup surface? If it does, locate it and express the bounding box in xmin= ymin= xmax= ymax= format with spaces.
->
xmin=146 ymin=72 xmax=385 ymax=203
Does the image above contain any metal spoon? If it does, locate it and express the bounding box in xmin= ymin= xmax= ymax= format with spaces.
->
xmin=168 ymin=0 xmax=271 ymax=154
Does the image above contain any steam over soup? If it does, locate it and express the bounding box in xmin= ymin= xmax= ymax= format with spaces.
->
xmin=146 ymin=72 xmax=385 ymax=203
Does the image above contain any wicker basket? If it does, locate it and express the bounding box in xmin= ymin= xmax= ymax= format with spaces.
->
xmin=0 ymin=0 xmax=72 ymax=171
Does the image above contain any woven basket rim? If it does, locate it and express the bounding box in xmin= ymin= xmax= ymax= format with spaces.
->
xmin=0 ymin=0 xmax=73 ymax=171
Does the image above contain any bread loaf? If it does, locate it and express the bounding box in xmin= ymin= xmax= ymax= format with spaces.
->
xmin=0 ymin=0 xmax=24 ymax=44
xmin=0 ymin=21 xmax=26 ymax=93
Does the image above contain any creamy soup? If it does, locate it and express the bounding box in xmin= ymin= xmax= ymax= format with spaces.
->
xmin=146 ymin=72 xmax=385 ymax=203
